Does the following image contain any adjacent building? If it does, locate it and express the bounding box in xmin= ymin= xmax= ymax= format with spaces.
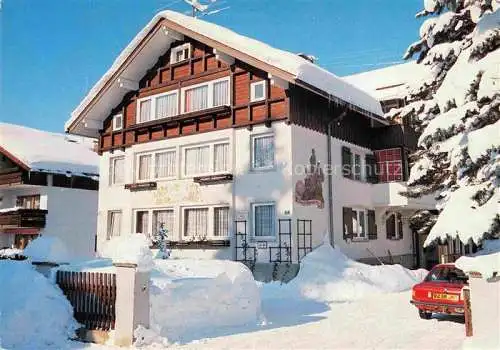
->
xmin=0 ymin=123 xmax=99 ymax=258
xmin=65 ymin=11 xmax=435 ymax=268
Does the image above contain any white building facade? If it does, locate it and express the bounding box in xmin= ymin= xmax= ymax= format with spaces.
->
xmin=67 ymin=10 xmax=435 ymax=268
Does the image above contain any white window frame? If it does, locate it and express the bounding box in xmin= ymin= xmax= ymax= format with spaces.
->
xmin=251 ymin=133 xmax=275 ymax=171
xmin=133 ymin=207 xmax=176 ymax=240
xmin=112 ymin=114 xmax=123 ymax=131
xmin=182 ymin=205 xmax=231 ymax=240
xmin=251 ymin=202 xmax=276 ymax=240
xmin=352 ymin=208 xmax=367 ymax=239
xmin=170 ymin=43 xmax=191 ymax=64
xmin=250 ymin=80 xmax=266 ymax=102
xmin=136 ymin=90 xmax=179 ymax=125
xmin=182 ymin=140 xmax=231 ymax=178
xmin=109 ymin=156 xmax=125 ymax=186
xmin=180 ymin=77 xmax=230 ymax=114
xmin=107 ymin=210 xmax=122 ymax=240
xmin=135 ymin=148 xmax=177 ymax=182
xmin=352 ymin=152 xmax=365 ymax=181
xmin=386 ymin=212 xmax=403 ymax=240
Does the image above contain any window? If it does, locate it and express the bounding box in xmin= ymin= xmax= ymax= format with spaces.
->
xmin=250 ymin=81 xmax=266 ymax=102
xmin=214 ymin=207 xmax=229 ymax=237
xmin=135 ymin=211 xmax=150 ymax=236
xmin=109 ymin=157 xmax=125 ymax=185
xmin=113 ymin=114 xmax=123 ymax=131
xmin=137 ymin=91 xmax=179 ymax=124
xmin=213 ymin=80 xmax=229 ymax=107
xmin=213 ymin=143 xmax=229 ymax=172
xmin=386 ymin=212 xmax=403 ymax=240
xmin=353 ymin=154 xmax=362 ymax=181
xmin=185 ymin=85 xmax=209 ymax=113
xmin=137 ymin=154 xmax=152 ymax=181
xmin=138 ymin=99 xmax=152 ymax=123
xmin=16 ymin=195 xmax=40 ymax=209
xmin=155 ymin=92 xmax=178 ymax=120
xmin=184 ymin=145 xmax=210 ymax=176
xmin=375 ymin=148 xmax=403 ymax=183
xmin=352 ymin=208 xmax=367 ymax=239
xmin=182 ymin=78 xmax=230 ymax=113
xmin=253 ymin=203 xmax=276 ymax=238
xmin=155 ymin=150 xmax=176 ymax=179
xmin=152 ymin=209 xmax=174 ymax=236
xmin=252 ymin=134 xmax=274 ymax=170
xmin=107 ymin=211 xmax=122 ymax=239
xmin=170 ymin=43 xmax=191 ymax=64
xmin=184 ymin=208 xmax=208 ymax=238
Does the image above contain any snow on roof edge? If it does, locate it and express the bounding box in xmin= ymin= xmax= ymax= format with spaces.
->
xmin=66 ymin=10 xmax=383 ymax=132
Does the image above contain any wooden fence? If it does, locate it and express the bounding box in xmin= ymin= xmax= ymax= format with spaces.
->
xmin=56 ymin=271 xmax=116 ymax=331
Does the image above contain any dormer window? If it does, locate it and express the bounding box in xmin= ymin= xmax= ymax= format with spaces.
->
xmin=170 ymin=43 xmax=191 ymax=64
xmin=113 ymin=114 xmax=123 ymax=131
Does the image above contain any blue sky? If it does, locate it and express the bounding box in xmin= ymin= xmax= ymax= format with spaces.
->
xmin=1 ymin=0 xmax=423 ymax=133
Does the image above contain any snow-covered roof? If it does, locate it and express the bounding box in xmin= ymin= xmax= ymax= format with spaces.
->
xmin=343 ymin=62 xmax=426 ymax=101
xmin=0 ymin=123 xmax=99 ymax=177
xmin=65 ymin=10 xmax=384 ymax=137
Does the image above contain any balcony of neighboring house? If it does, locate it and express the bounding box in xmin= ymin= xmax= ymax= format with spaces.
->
xmin=0 ymin=208 xmax=48 ymax=229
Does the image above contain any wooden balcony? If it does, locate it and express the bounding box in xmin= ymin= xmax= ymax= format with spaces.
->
xmin=0 ymin=171 xmax=23 ymax=186
xmin=0 ymin=209 xmax=48 ymax=229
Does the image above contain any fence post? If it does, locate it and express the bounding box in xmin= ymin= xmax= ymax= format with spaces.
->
xmin=113 ymin=263 xmax=150 ymax=347
xmin=463 ymin=287 xmax=473 ymax=337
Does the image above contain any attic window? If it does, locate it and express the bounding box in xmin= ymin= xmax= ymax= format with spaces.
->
xmin=113 ymin=114 xmax=123 ymax=131
xmin=250 ymin=81 xmax=266 ymax=102
xmin=170 ymin=43 xmax=191 ymax=64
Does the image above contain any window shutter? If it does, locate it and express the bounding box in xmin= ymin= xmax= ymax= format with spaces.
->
xmin=342 ymin=207 xmax=353 ymax=240
xmin=367 ymin=210 xmax=377 ymax=240
xmin=341 ymin=146 xmax=352 ymax=178
xmin=397 ymin=212 xmax=403 ymax=239
xmin=365 ymin=154 xmax=378 ymax=184
xmin=386 ymin=213 xmax=395 ymax=239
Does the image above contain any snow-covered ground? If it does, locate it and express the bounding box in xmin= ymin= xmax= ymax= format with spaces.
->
xmin=1 ymin=241 xmax=480 ymax=350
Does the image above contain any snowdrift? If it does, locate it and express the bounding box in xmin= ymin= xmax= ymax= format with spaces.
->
xmin=285 ymin=243 xmax=427 ymax=303
xmin=456 ymin=239 xmax=500 ymax=278
xmin=23 ymin=236 xmax=71 ymax=263
xmin=150 ymin=259 xmax=260 ymax=341
xmin=0 ymin=261 xmax=77 ymax=350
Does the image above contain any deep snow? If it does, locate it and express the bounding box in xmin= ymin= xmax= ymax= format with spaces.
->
xmin=23 ymin=236 xmax=72 ymax=263
xmin=0 ymin=261 xmax=78 ymax=350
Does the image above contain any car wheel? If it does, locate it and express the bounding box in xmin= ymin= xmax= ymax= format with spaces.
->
xmin=419 ymin=310 xmax=432 ymax=320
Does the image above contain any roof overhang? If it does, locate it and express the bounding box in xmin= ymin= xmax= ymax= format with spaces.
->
xmin=0 ymin=145 xmax=30 ymax=171
xmin=66 ymin=14 xmax=386 ymax=137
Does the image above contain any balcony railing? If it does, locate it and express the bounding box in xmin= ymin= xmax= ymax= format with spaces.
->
xmin=0 ymin=209 xmax=48 ymax=228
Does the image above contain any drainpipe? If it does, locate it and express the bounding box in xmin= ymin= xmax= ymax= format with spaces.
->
xmin=326 ymin=109 xmax=347 ymax=248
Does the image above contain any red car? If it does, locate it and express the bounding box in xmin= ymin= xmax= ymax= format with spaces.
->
xmin=411 ymin=263 xmax=468 ymax=319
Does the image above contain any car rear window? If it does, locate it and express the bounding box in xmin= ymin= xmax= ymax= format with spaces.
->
xmin=425 ymin=266 xmax=468 ymax=283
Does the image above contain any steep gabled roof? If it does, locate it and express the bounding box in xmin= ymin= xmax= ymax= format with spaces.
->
xmin=66 ymin=10 xmax=384 ymax=136
xmin=0 ymin=123 xmax=99 ymax=177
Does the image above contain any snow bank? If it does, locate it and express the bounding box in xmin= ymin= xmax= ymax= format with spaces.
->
xmin=0 ymin=123 xmax=98 ymax=177
xmin=24 ymin=236 xmax=71 ymax=263
xmin=99 ymin=234 xmax=154 ymax=271
xmin=285 ymin=243 xmax=426 ymax=303
xmin=0 ymin=248 xmax=25 ymax=259
xmin=456 ymin=239 xmax=500 ymax=278
xmin=0 ymin=261 xmax=77 ymax=349
xmin=150 ymin=259 xmax=260 ymax=341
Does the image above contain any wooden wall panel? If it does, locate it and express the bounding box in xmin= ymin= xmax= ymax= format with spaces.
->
xmin=98 ymin=36 xmax=289 ymax=153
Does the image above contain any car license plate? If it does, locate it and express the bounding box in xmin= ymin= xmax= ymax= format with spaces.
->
xmin=432 ymin=293 xmax=458 ymax=301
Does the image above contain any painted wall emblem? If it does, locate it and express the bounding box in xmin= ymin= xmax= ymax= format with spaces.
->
xmin=153 ymin=181 xmax=202 ymax=205
xmin=295 ymin=149 xmax=325 ymax=209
